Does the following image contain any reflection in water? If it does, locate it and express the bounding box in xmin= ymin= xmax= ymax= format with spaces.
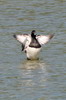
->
xmin=0 ymin=59 xmax=48 ymax=100
xmin=18 ymin=60 xmax=48 ymax=89
xmin=19 ymin=59 xmax=47 ymax=70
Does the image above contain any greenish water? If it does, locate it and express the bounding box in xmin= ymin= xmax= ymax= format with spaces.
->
xmin=0 ymin=0 xmax=66 ymax=100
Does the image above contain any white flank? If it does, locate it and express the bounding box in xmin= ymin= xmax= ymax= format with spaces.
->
xmin=25 ymin=47 xmax=41 ymax=59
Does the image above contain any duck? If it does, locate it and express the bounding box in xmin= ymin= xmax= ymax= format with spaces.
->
xmin=13 ymin=30 xmax=54 ymax=60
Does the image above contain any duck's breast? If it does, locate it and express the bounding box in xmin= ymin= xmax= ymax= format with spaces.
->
xmin=25 ymin=47 xmax=41 ymax=59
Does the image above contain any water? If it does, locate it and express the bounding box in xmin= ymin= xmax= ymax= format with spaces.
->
xmin=0 ymin=0 xmax=66 ymax=100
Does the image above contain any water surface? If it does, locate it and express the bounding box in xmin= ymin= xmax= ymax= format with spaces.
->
xmin=0 ymin=0 xmax=66 ymax=100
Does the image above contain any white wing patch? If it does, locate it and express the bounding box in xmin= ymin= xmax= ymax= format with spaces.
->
xmin=14 ymin=34 xmax=31 ymax=44
xmin=36 ymin=34 xmax=54 ymax=45
xmin=16 ymin=35 xmax=27 ymax=43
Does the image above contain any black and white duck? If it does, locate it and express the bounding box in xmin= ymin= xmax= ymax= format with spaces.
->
xmin=13 ymin=30 xmax=54 ymax=60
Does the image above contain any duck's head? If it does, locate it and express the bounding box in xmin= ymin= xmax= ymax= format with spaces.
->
xmin=31 ymin=30 xmax=36 ymax=38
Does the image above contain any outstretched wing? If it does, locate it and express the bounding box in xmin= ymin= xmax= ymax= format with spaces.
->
xmin=13 ymin=34 xmax=31 ymax=51
xmin=36 ymin=34 xmax=54 ymax=45
xmin=13 ymin=34 xmax=30 ymax=44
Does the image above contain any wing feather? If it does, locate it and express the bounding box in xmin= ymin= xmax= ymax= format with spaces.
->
xmin=36 ymin=34 xmax=54 ymax=45
xmin=13 ymin=34 xmax=30 ymax=44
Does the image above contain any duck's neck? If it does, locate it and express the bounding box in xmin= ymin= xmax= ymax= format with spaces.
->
xmin=29 ymin=31 xmax=41 ymax=48
xmin=31 ymin=32 xmax=36 ymax=39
